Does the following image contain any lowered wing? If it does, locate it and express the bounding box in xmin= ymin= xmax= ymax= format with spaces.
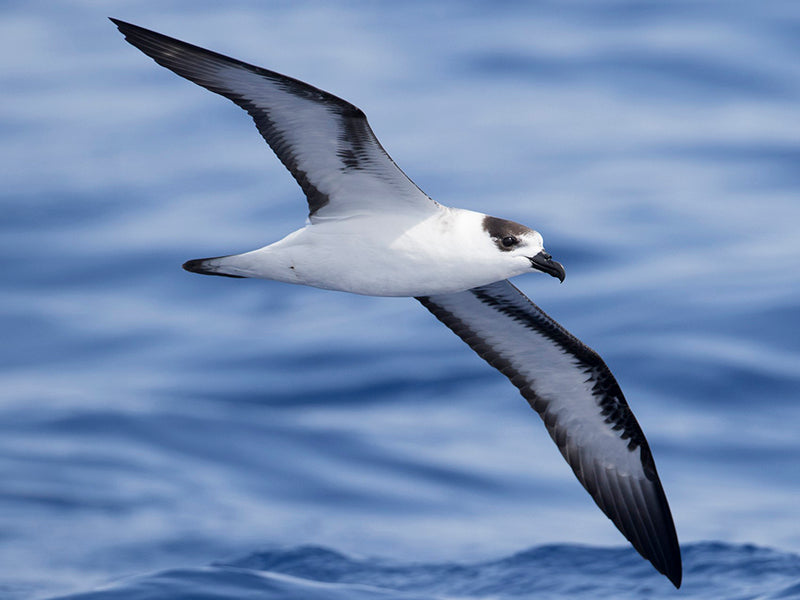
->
xmin=417 ymin=279 xmax=681 ymax=587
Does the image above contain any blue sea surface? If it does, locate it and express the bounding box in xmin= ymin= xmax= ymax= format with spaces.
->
xmin=1 ymin=1 xmax=799 ymax=599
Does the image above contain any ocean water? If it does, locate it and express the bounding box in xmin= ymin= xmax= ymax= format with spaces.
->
xmin=2 ymin=1 xmax=799 ymax=599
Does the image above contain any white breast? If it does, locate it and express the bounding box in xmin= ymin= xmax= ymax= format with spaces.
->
xmin=223 ymin=208 xmax=534 ymax=297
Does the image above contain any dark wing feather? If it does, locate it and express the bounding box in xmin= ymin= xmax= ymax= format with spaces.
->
xmin=417 ymin=280 xmax=681 ymax=588
xmin=111 ymin=19 xmax=437 ymax=221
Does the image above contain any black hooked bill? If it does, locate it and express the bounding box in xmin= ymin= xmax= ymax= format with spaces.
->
xmin=530 ymin=251 xmax=565 ymax=282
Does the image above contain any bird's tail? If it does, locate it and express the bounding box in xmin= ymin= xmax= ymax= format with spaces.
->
xmin=182 ymin=256 xmax=247 ymax=278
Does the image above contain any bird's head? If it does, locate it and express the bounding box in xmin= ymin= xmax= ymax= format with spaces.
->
xmin=482 ymin=215 xmax=565 ymax=282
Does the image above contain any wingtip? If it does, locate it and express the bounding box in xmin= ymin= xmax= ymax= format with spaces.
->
xmin=644 ymin=506 xmax=682 ymax=588
xmin=665 ymin=567 xmax=682 ymax=589
xmin=665 ymin=557 xmax=682 ymax=589
xmin=109 ymin=17 xmax=138 ymax=40
xmin=652 ymin=539 xmax=682 ymax=588
xmin=109 ymin=18 xmax=147 ymax=38
xmin=654 ymin=493 xmax=682 ymax=589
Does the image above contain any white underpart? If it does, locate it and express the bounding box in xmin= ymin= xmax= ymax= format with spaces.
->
xmin=203 ymin=208 xmax=545 ymax=296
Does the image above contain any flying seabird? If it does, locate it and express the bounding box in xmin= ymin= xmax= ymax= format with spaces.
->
xmin=112 ymin=19 xmax=682 ymax=588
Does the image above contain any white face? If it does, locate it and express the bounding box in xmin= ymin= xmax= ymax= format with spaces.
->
xmin=386 ymin=208 xmax=564 ymax=291
xmin=481 ymin=214 xmax=564 ymax=282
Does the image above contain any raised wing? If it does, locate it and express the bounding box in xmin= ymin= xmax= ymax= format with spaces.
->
xmin=417 ymin=280 xmax=681 ymax=588
xmin=111 ymin=19 xmax=438 ymax=222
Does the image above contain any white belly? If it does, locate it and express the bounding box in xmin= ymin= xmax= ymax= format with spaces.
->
xmin=213 ymin=211 xmax=534 ymax=297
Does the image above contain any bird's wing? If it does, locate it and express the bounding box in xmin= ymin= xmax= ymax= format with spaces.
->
xmin=417 ymin=279 xmax=681 ymax=588
xmin=111 ymin=19 xmax=438 ymax=222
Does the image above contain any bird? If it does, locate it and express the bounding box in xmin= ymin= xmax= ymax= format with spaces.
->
xmin=111 ymin=18 xmax=682 ymax=588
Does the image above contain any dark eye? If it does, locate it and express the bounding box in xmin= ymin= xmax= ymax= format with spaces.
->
xmin=502 ymin=236 xmax=518 ymax=248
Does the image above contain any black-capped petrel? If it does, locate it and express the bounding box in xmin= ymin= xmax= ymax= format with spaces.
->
xmin=112 ymin=19 xmax=681 ymax=588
